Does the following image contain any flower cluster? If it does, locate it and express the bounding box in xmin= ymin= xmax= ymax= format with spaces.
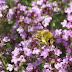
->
xmin=0 ymin=0 xmax=72 ymax=72
xmin=0 ymin=0 xmax=8 ymax=17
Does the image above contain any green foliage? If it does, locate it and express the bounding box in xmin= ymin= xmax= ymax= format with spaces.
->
xmin=8 ymin=20 xmax=14 ymax=25
xmin=36 ymin=61 xmax=45 ymax=70
xmin=51 ymin=11 xmax=66 ymax=29
xmin=32 ymin=56 xmax=37 ymax=62
xmin=6 ymin=43 xmax=11 ymax=47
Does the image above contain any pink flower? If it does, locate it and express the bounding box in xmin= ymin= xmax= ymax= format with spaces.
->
xmin=68 ymin=30 xmax=72 ymax=37
xmin=54 ymin=48 xmax=62 ymax=56
xmin=32 ymin=47 xmax=40 ymax=54
xmin=62 ymin=0 xmax=67 ymax=2
xmin=66 ymin=22 xmax=72 ymax=29
xmin=17 ymin=55 xmax=26 ymax=62
xmin=12 ymin=47 xmax=21 ymax=56
xmin=24 ymin=17 xmax=31 ymax=24
xmin=62 ymin=30 xmax=69 ymax=40
xmin=26 ymin=63 xmax=33 ymax=71
xmin=9 ymin=9 xmax=14 ymax=15
xmin=56 ymin=38 xmax=62 ymax=44
xmin=66 ymin=48 xmax=71 ymax=54
xmin=37 ymin=0 xmax=43 ymax=5
xmin=24 ymin=48 xmax=32 ymax=56
xmin=53 ymin=7 xmax=60 ymax=12
xmin=19 ymin=15 xmax=24 ymax=22
xmin=42 ymin=68 xmax=51 ymax=72
xmin=65 ymin=8 xmax=72 ymax=14
xmin=67 ymin=14 xmax=72 ymax=22
xmin=54 ymin=29 xmax=62 ymax=38
xmin=32 ymin=58 xmax=42 ymax=68
xmin=1 ymin=70 xmax=5 ymax=72
xmin=41 ymin=49 xmax=49 ymax=58
xmin=20 ymin=5 xmax=27 ymax=11
xmin=61 ymin=20 xmax=67 ymax=27
xmin=54 ymin=63 xmax=61 ymax=69
xmin=17 ymin=26 xmax=24 ymax=33
xmin=3 ymin=36 xmax=10 ymax=42
xmin=57 ymin=58 xmax=62 ymax=62
xmin=14 ymin=67 xmax=18 ymax=71
xmin=46 ymin=1 xmax=52 ymax=8
xmin=69 ymin=1 xmax=72 ymax=8
xmin=44 ymin=63 xmax=50 ymax=68
xmin=7 ymin=64 xmax=14 ymax=71
xmin=52 ymin=1 xmax=58 ymax=6
xmin=42 ymin=15 xmax=52 ymax=27
xmin=59 ymin=69 xmax=68 ymax=72
xmin=11 ymin=56 xmax=18 ymax=65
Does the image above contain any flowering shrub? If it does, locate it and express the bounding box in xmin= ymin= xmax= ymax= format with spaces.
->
xmin=0 ymin=0 xmax=72 ymax=72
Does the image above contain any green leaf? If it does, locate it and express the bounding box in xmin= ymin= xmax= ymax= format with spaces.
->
xmin=0 ymin=53 xmax=2 ymax=57
xmin=52 ymin=23 xmax=55 ymax=27
xmin=8 ymin=20 xmax=14 ymax=24
xmin=36 ymin=61 xmax=45 ymax=70
xmin=66 ymin=53 xmax=69 ymax=56
xmin=6 ymin=43 xmax=11 ymax=47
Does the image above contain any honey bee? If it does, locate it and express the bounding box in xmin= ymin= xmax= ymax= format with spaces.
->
xmin=32 ymin=29 xmax=54 ymax=46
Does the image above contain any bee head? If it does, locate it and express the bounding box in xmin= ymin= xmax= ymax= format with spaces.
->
xmin=47 ymin=39 xmax=50 ymax=43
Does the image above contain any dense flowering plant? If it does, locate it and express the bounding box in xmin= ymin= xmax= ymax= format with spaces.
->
xmin=0 ymin=0 xmax=72 ymax=72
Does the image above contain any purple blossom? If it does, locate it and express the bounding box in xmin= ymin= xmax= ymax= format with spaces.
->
xmin=53 ymin=29 xmax=62 ymax=38
xmin=42 ymin=15 xmax=52 ymax=27
xmin=36 ymin=0 xmax=43 ymax=5
xmin=14 ymin=67 xmax=18 ymax=71
xmin=44 ymin=63 xmax=50 ymax=69
xmin=67 ymin=14 xmax=72 ymax=22
xmin=26 ymin=63 xmax=33 ymax=71
xmin=12 ymin=47 xmax=22 ymax=56
xmin=20 ymin=5 xmax=27 ymax=11
xmin=7 ymin=64 xmax=14 ymax=71
xmin=46 ymin=1 xmax=52 ymax=8
xmin=32 ymin=47 xmax=40 ymax=54
xmin=17 ymin=55 xmax=26 ymax=62
xmin=40 ymin=49 xmax=49 ymax=58
xmin=17 ymin=26 xmax=24 ymax=33
xmin=53 ymin=7 xmax=60 ymax=12
xmin=66 ymin=48 xmax=71 ymax=54
xmin=65 ymin=8 xmax=72 ymax=14
xmin=62 ymin=0 xmax=67 ymax=2
xmin=3 ymin=36 xmax=10 ymax=42
xmin=54 ymin=48 xmax=62 ymax=56
xmin=42 ymin=68 xmax=51 ymax=72
xmin=59 ymin=69 xmax=68 ymax=72
xmin=24 ymin=48 xmax=32 ymax=56
xmin=1 ymin=70 xmax=5 ymax=72
xmin=32 ymin=58 xmax=42 ymax=68
xmin=24 ymin=17 xmax=31 ymax=24
xmin=57 ymin=58 xmax=62 ymax=62
xmin=19 ymin=15 xmax=24 ymax=22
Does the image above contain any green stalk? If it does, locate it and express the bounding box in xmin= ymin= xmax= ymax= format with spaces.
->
xmin=0 ymin=56 xmax=8 ymax=72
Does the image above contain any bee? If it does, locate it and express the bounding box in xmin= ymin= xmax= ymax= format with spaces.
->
xmin=32 ymin=29 xmax=54 ymax=46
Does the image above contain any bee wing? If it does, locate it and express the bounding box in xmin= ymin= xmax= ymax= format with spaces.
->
xmin=30 ymin=29 xmax=42 ymax=34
